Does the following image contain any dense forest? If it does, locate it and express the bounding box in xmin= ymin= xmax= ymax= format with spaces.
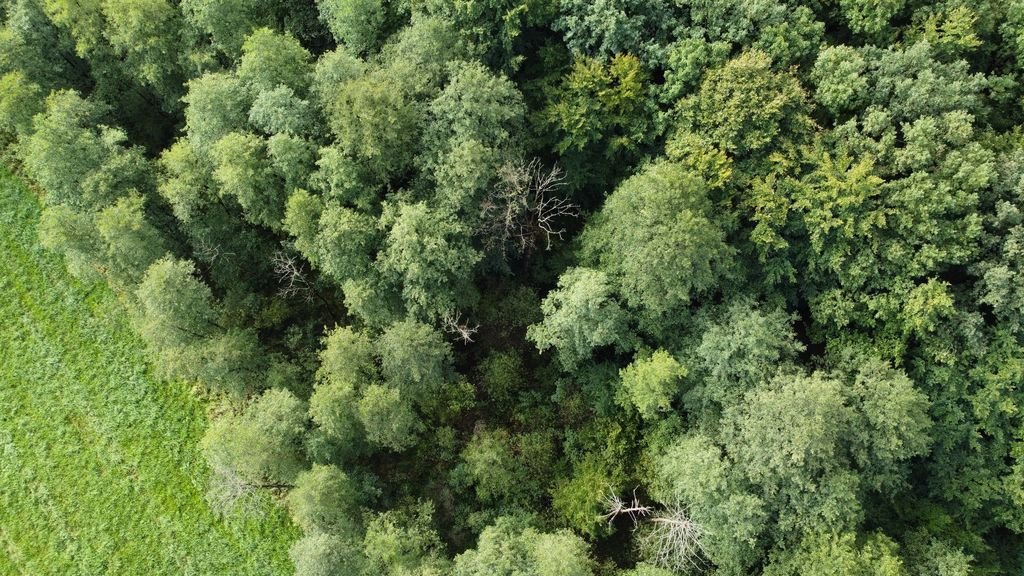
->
xmin=1 ymin=0 xmax=1023 ymax=573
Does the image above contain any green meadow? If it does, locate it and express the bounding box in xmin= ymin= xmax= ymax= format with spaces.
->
xmin=0 ymin=170 xmax=298 ymax=575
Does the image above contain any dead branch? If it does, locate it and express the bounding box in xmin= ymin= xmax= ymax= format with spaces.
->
xmin=271 ymin=250 xmax=314 ymax=302
xmin=640 ymin=506 xmax=709 ymax=574
xmin=601 ymin=488 xmax=654 ymax=526
xmin=478 ymin=158 xmax=579 ymax=260
xmin=441 ymin=310 xmax=480 ymax=344
xmin=206 ymin=462 xmax=295 ymax=516
xmin=604 ymin=491 xmax=710 ymax=574
xmin=194 ymin=233 xmax=235 ymax=264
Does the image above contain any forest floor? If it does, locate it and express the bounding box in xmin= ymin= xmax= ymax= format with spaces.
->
xmin=0 ymin=170 xmax=298 ymax=575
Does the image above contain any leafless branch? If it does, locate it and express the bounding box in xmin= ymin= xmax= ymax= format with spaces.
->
xmin=601 ymin=488 xmax=654 ymax=526
xmin=206 ymin=462 xmax=295 ymax=516
xmin=441 ymin=310 xmax=480 ymax=344
xmin=272 ymin=250 xmax=314 ymax=302
xmin=478 ymin=158 xmax=579 ymax=260
xmin=194 ymin=233 xmax=235 ymax=264
xmin=206 ymin=462 xmax=260 ymax=516
xmin=534 ymin=192 xmax=579 ymax=249
xmin=604 ymin=491 xmax=710 ymax=574
xmin=640 ymin=506 xmax=710 ymax=574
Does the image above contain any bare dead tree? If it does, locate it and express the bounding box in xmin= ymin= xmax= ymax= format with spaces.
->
xmin=194 ymin=233 xmax=235 ymax=264
xmin=602 ymin=488 xmax=655 ymax=527
xmin=533 ymin=192 xmax=580 ymax=249
xmin=206 ymin=462 xmax=261 ymax=516
xmin=441 ymin=310 xmax=480 ymax=344
xmin=604 ymin=491 xmax=709 ymax=574
xmin=272 ymin=250 xmax=314 ymax=302
xmin=640 ymin=507 xmax=709 ymax=574
xmin=478 ymin=158 xmax=579 ymax=260
xmin=206 ymin=462 xmax=295 ymax=517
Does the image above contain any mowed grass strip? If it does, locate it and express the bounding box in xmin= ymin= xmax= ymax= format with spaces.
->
xmin=0 ymin=171 xmax=298 ymax=575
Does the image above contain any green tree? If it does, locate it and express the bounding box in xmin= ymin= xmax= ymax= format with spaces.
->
xmin=101 ymin=0 xmax=187 ymax=106
xmin=377 ymin=15 xmax=466 ymax=98
xmin=723 ymin=367 xmax=930 ymax=535
xmin=180 ymin=0 xmax=270 ymax=57
xmin=314 ymin=201 xmax=379 ymax=284
xmin=318 ymin=325 xmax=377 ymax=384
xmin=38 ymin=204 xmax=103 ymax=282
xmin=327 ymin=70 xmax=421 ymax=181
xmin=546 ymin=54 xmax=655 ymax=159
xmin=454 ymin=516 xmax=595 ymax=576
xmin=811 ymin=45 xmax=870 ymax=118
xmin=22 ymin=90 xmax=152 ymax=210
xmin=618 ymin=350 xmax=686 ymax=420
xmin=527 ymin=267 xmax=632 ymax=370
xmin=249 ymin=86 xmax=315 ymax=136
xmin=552 ymin=454 xmax=622 ymax=538
xmin=423 ymin=60 xmax=525 ymax=165
xmin=287 ymin=464 xmax=362 ymax=535
xmin=0 ymin=70 xmax=42 ymax=136
xmin=308 ymin=379 xmax=364 ymax=461
xmin=211 ymin=131 xmax=284 ymax=229
xmin=315 ymin=0 xmax=387 ymax=55
xmin=763 ymin=531 xmax=906 ymax=576
xmin=310 ymin=47 xmax=366 ymax=109
xmin=651 ymin=433 xmax=767 ymax=574
xmin=182 ymin=72 xmax=250 ymax=154
xmin=460 ymin=426 xmax=527 ymax=504
xmin=377 ymin=203 xmax=480 ymax=320
xmin=554 ymin=0 xmax=679 ymax=65
xmin=95 ymin=193 xmax=166 ymax=289
xmin=686 ymin=298 xmax=803 ymax=416
xmin=268 ymin=133 xmax=316 ymax=192
xmin=357 ymin=384 xmax=420 ymax=451
xmin=378 ymin=319 xmax=451 ymax=401
xmin=581 ymin=161 xmax=734 ymax=317
xmin=155 ymin=328 xmax=266 ymax=399
xmin=363 ymin=502 xmax=449 ymax=575
xmin=843 ymin=356 xmax=932 ymax=491
xmin=0 ymin=0 xmax=87 ymax=90
xmin=136 ymin=257 xmax=219 ymax=349
xmin=290 ymin=533 xmax=367 ymax=576
xmin=201 ymin=388 xmax=308 ymax=487
xmin=423 ymin=60 xmax=525 ymax=214
xmin=838 ymin=0 xmax=906 ymax=41
xmin=676 ymin=50 xmax=812 ymax=159
xmin=237 ymin=27 xmax=312 ymax=95
xmin=157 ymin=139 xmax=216 ymax=224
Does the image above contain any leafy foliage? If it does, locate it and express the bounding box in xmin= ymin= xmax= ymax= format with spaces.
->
xmin=5 ymin=2 xmax=1024 ymax=574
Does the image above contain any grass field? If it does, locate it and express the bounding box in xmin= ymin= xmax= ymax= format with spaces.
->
xmin=0 ymin=170 xmax=298 ymax=575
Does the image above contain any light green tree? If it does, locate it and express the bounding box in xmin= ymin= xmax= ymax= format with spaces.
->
xmin=202 ymin=388 xmax=308 ymax=487
xmin=378 ymin=203 xmax=480 ymax=320
xmin=527 ymin=267 xmax=632 ymax=370
xmin=581 ymin=161 xmax=734 ymax=317
xmin=237 ymin=27 xmax=312 ymax=95
xmin=315 ymin=0 xmax=387 ymax=55
xmin=287 ymin=464 xmax=362 ymax=535
xmin=289 ymin=533 xmax=367 ymax=576
xmin=618 ymin=350 xmax=686 ymax=420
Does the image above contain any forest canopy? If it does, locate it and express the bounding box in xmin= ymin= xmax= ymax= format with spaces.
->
xmin=2 ymin=0 xmax=1024 ymax=574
